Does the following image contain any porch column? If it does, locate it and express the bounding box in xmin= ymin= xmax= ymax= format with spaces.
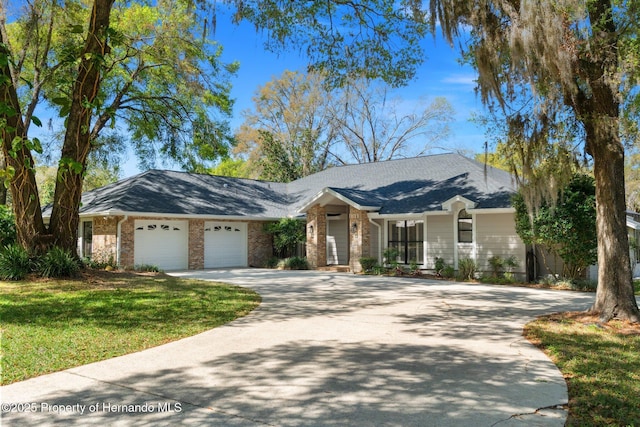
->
xmin=306 ymin=205 xmax=327 ymax=268
xmin=349 ymin=206 xmax=371 ymax=273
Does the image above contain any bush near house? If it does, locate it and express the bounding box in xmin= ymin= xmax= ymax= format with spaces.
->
xmin=513 ymin=174 xmax=596 ymax=281
xmin=0 ymin=245 xmax=81 ymax=280
xmin=279 ymin=256 xmax=309 ymax=270
xmin=359 ymin=257 xmax=378 ymax=273
xmin=265 ymin=218 xmax=306 ymax=258
xmin=457 ymin=258 xmax=477 ymax=281
xmin=38 ymin=247 xmax=81 ymax=278
xmin=0 ymin=244 xmax=32 ymax=281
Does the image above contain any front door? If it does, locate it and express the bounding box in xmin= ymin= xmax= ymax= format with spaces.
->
xmin=327 ymin=217 xmax=348 ymax=265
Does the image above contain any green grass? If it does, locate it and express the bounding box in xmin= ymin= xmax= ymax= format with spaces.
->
xmin=0 ymin=272 xmax=261 ymax=385
xmin=524 ymin=313 xmax=640 ymax=426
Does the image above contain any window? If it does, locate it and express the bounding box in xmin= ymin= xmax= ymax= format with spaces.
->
xmin=82 ymin=221 xmax=93 ymax=258
xmin=388 ymin=220 xmax=424 ymax=264
xmin=458 ymin=209 xmax=473 ymax=243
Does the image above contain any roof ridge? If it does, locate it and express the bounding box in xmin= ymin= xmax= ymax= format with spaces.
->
xmin=157 ymin=168 xmax=284 ymax=187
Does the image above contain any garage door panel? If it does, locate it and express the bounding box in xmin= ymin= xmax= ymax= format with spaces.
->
xmin=204 ymin=222 xmax=247 ymax=268
xmin=134 ymin=220 xmax=188 ymax=270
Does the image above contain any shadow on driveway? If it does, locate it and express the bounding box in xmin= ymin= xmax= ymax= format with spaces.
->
xmin=2 ymin=269 xmax=595 ymax=426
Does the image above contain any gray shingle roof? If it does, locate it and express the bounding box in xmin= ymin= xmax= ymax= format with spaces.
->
xmin=63 ymin=170 xmax=290 ymax=218
xmin=59 ymin=153 xmax=516 ymax=219
xmin=286 ymin=153 xmax=516 ymax=214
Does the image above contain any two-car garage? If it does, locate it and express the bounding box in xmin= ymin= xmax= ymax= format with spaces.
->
xmin=133 ymin=220 xmax=248 ymax=270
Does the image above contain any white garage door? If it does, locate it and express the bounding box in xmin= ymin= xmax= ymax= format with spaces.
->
xmin=204 ymin=222 xmax=248 ymax=268
xmin=134 ymin=220 xmax=189 ymax=270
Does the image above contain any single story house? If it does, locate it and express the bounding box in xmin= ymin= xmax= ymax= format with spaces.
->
xmin=50 ymin=153 xmax=527 ymax=275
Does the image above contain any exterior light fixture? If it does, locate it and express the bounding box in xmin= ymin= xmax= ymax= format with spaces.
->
xmin=351 ymin=222 xmax=358 ymax=233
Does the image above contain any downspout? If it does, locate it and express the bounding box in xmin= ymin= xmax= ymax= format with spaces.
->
xmin=369 ymin=217 xmax=382 ymax=263
xmin=116 ymin=215 xmax=128 ymax=266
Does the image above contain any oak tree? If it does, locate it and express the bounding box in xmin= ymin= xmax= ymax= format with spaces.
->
xmin=429 ymin=0 xmax=640 ymax=321
xmin=1 ymin=0 xmax=235 ymax=251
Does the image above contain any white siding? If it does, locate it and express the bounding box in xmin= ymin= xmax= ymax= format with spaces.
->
xmin=425 ymin=215 xmax=454 ymax=269
xmin=475 ymin=213 xmax=526 ymax=275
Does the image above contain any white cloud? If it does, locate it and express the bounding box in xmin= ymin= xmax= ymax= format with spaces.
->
xmin=441 ymin=74 xmax=478 ymax=87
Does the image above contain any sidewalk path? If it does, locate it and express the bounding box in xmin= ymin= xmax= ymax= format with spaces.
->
xmin=1 ymin=269 xmax=595 ymax=426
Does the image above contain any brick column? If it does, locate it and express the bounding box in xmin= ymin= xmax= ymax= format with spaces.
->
xmin=248 ymin=221 xmax=273 ymax=267
xmin=189 ymin=219 xmax=204 ymax=270
xmin=120 ymin=218 xmax=135 ymax=268
xmin=349 ymin=206 xmax=371 ymax=273
xmin=306 ymin=205 xmax=327 ymax=268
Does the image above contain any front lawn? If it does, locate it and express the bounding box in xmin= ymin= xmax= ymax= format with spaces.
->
xmin=0 ymin=271 xmax=261 ymax=385
xmin=524 ymin=312 xmax=640 ymax=426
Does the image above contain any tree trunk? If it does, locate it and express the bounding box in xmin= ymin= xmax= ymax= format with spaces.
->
xmin=0 ymin=152 xmax=7 ymax=205
xmin=588 ymin=120 xmax=640 ymax=322
xmin=0 ymin=38 xmax=47 ymax=249
xmin=49 ymin=0 xmax=114 ymax=253
xmin=579 ymin=0 xmax=640 ymax=322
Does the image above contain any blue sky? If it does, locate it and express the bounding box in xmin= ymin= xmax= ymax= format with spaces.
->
xmin=121 ymin=16 xmax=488 ymax=177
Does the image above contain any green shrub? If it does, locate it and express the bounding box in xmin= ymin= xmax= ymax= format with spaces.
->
xmin=265 ymin=218 xmax=306 ymax=258
xmin=481 ymin=273 xmax=516 ymax=285
xmin=0 ymin=244 xmax=33 ymax=280
xmin=488 ymin=255 xmax=519 ymax=278
xmin=0 ymin=205 xmax=16 ymax=247
xmin=38 ymin=247 xmax=81 ymax=278
xmin=457 ymin=258 xmax=477 ymax=281
xmin=434 ymin=257 xmax=447 ymax=276
xmin=570 ymin=280 xmax=598 ymax=292
xmin=134 ymin=264 xmax=162 ymax=273
xmin=504 ymin=255 xmax=519 ymax=272
xmin=282 ymin=256 xmax=308 ymax=270
xmin=488 ymin=255 xmax=505 ymax=277
xmin=383 ymin=247 xmax=399 ymax=268
xmin=264 ymin=256 xmax=279 ymax=269
xmin=359 ymin=257 xmax=378 ymax=273
xmin=372 ymin=264 xmax=386 ymax=275
xmin=409 ymin=259 xmax=422 ymax=275
xmin=442 ymin=265 xmax=455 ymax=279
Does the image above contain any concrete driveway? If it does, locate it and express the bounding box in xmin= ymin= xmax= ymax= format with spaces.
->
xmin=2 ymin=269 xmax=594 ymax=426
